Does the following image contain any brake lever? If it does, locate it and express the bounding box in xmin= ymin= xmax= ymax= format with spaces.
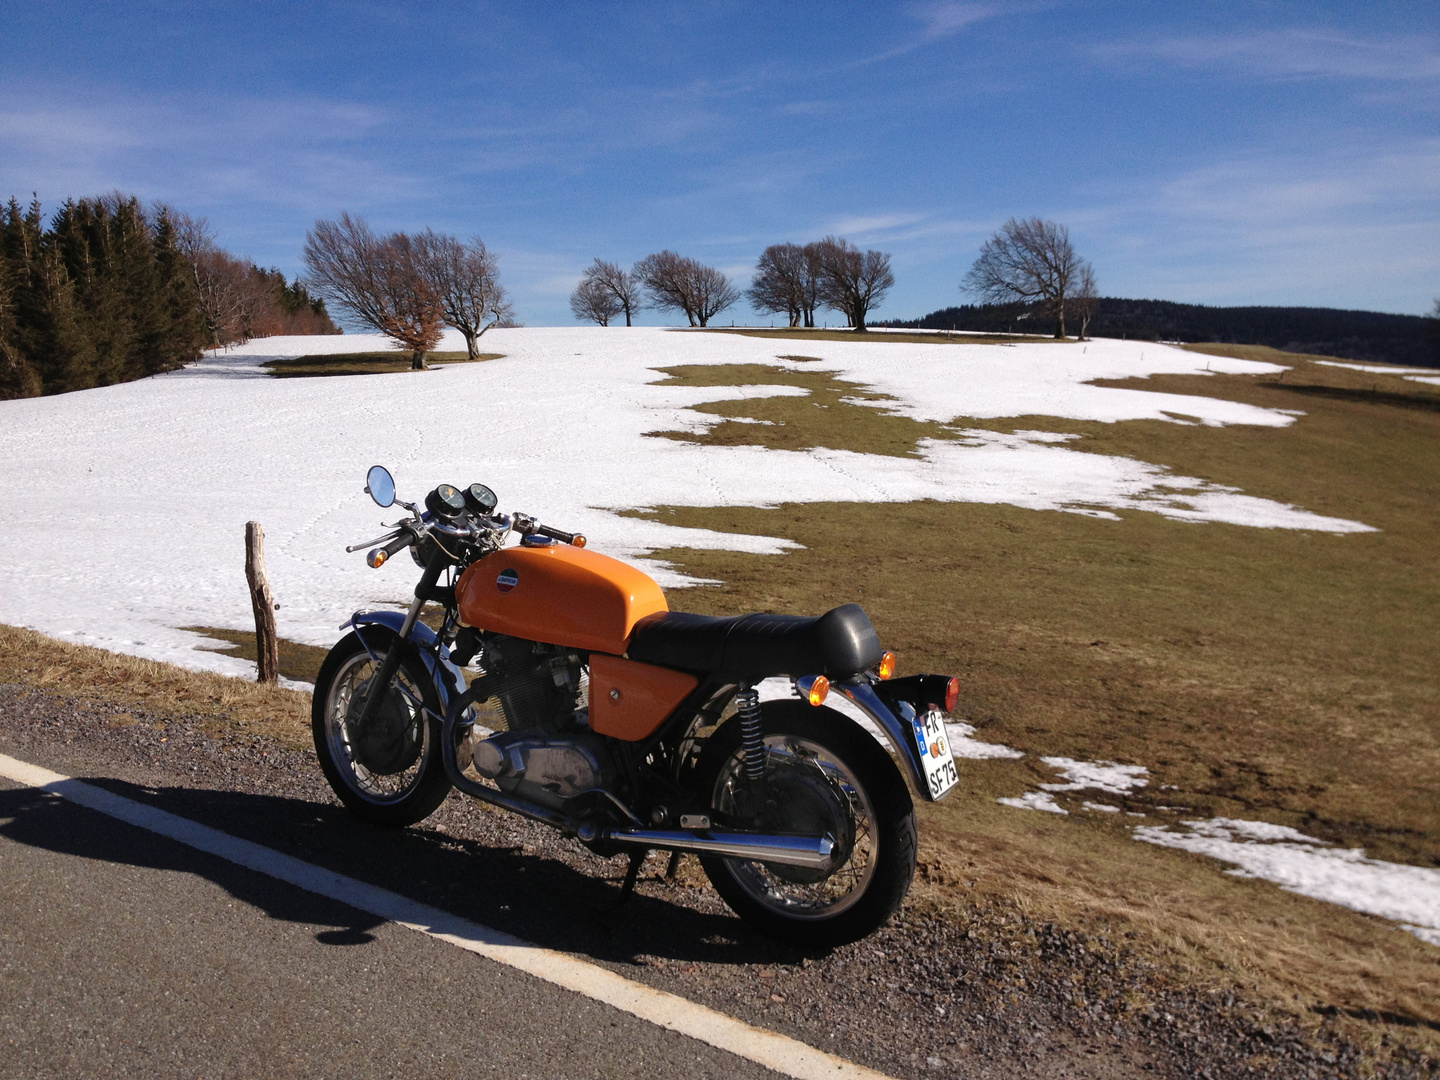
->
xmin=346 ymin=529 xmax=402 ymax=553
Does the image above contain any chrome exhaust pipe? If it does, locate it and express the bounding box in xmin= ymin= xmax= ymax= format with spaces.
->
xmin=598 ymin=827 xmax=835 ymax=869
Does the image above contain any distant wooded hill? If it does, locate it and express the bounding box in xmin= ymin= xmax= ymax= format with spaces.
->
xmin=880 ymin=299 xmax=1439 ymax=369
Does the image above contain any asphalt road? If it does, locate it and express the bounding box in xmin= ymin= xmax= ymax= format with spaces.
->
xmin=0 ymin=776 xmax=780 ymax=1080
xmin=0 ymin=687 xmax=1394 ymax=1080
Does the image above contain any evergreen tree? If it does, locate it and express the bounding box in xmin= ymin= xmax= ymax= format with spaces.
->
xmin=152 ymin=206 xmax=206 ymax=370
xmin=0 ymin=242 xmax=41 ymax=399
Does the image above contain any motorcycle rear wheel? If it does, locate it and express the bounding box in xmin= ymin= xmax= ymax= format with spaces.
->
xmin=694 ymin=700 xmax=917 ymax=948
xmin=311 ymin=629 xmax=452 ymax=827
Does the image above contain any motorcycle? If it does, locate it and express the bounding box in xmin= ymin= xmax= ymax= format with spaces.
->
xmin=311 ymin=465 xmax=961 ymax=946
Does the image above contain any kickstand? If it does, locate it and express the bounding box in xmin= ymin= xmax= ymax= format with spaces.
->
xmin=664 ymin=850 xmax=683 ymax=881
xmin=595 ymin=849 xmax=648 ymax=912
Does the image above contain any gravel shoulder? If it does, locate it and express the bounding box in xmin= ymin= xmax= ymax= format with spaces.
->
xmin=1 ymin=685 xmax=1432 ymax=1080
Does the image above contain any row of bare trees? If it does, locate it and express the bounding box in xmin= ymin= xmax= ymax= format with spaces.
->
xmin=750 ymin=238 xmax=894 ymax=331
xmin=303 ymin=213 xmax=513 ymax=369
xmin=571 ymin=252 xmax=740 ymax=328
xmin=569 ymin=236 xmax=895 ymax=332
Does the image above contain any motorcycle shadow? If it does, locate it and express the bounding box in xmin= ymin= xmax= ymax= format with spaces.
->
xmin=0 ymin=779 xmax=817 ymax=970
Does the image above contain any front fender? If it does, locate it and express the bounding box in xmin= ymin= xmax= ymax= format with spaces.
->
xmin=343 ymin=610 xmax=467 ymax=713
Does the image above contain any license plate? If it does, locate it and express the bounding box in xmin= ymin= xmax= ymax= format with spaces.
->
xmin=912 ymin=707 xmax=959 ymax=799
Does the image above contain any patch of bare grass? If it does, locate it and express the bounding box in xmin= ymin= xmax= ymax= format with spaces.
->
xmin=184 ymin=626 xmax=331 ymax=685
xmin=646 ymin=363 xmax=949 ymax=457
xmin=0 ymin=624 xmax=311 ymax=749
xmin=263 ymin=351 xmax=503 ymax=378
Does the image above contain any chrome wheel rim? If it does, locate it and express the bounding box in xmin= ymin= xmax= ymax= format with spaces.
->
xmin=712 ymin=735 xmax=878 ymax=920
xmin=322 ymin=650 xmax=431 ymax=804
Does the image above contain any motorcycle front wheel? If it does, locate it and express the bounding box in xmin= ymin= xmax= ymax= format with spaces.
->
xmin=693 ymin=700 xmax=917 ymax=948
xmin=311 ymin=629 xmax=452 ymax=827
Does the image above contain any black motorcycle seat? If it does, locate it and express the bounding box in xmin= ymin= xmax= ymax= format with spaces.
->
xmin=625 ymin=603 xmax=883 ymax=679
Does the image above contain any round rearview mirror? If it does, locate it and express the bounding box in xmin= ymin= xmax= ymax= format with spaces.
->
xmin=365 ymin=465 xmax=396 ymax=508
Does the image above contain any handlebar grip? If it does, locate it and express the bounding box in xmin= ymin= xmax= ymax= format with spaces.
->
xmin=367 ymin=531 xmax=413 ymax=568
xmin=537 ymin=524 xmax=586 ymax=548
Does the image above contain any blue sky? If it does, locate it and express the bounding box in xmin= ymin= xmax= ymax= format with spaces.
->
xmin=3 ymin=1 xmax=1437 ymax=326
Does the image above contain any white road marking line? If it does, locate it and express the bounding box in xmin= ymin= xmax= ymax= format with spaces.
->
xmin=0 ymin=752 xmax=894 ymax=1080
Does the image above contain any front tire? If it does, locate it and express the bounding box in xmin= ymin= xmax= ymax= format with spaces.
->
xmin=693 ymin=700 xmax=917 ymax=948
xmin=311 ymin=629 xmax=452 ymax=827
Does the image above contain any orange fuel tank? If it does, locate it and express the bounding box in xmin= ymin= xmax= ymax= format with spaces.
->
xmin=455 ymin=544 xmax=668 ymax=656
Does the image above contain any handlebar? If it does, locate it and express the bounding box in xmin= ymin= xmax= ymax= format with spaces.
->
xmin=352 ymin=501 xmax=585 ymax=572
xmin=366 ymin=530 xmax=414 ymax=568
xmin=536 ymin=523 xmax=586 ymax=547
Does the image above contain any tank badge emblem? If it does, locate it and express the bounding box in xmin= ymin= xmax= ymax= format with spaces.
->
xmin=496 ymin=568 xmax=519 ymax=593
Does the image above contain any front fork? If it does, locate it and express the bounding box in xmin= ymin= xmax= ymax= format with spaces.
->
xmin=354 ymin=550 xmax=448 ymax=731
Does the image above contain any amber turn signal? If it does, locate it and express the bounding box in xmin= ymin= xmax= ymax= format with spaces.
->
xmin=366 ymin=548 xmax=387 ymax=569
xmin=876 ymin=651 xmax=896 ymax=680
xmin=572 ymin=534 xmax=587 ymax=548
xmin=795 ymin=674 xmax=829 ymax=706
xmin=945 ymin=676 xmax=960 ymax=713
xmin=808 ymin=676 xmax=830 ymax=706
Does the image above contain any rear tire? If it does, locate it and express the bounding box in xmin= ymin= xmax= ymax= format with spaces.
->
xmin=693 ymin=700 xmax=917 ymax=948
xmin=311 ymin=629 xmax=452 ymax=827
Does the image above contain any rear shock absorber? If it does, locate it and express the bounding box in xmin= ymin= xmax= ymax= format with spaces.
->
xmin=735 ymin=687 xmax=765 ymax=783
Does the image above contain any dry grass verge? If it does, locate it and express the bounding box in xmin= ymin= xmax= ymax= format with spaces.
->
xmin=0 ymin=624 xmax=311 ymax=750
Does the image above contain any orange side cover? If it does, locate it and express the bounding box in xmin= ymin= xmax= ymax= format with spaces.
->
xmin=588 ymin=654 xmax=698 ymax=742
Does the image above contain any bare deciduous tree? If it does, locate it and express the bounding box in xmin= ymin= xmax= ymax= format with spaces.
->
xmin=585 ymin=259 xmax=641 ymax=326
xmin=304 ymin=214 xmax=443 ymax=369
xmin=169 ymin=209 xmax=337 ymax=346
xmin=414 ymin=230 xmax=511 ymax=359
xmin=172 ymin=212 xmax=263 ymax=347
xmin=1071 ymin=263 xmax=1099 ymax=341
xmin=748 ymin=243 xmax=819 ymax=327
xmin=812 ymin=236 xmax=894 ymax=332
xmin=963 ymin=217 xmax=1089 ymax=339
xmin=634 ymin=250 xmax=739 ymax=327
xmin=570 ymin=274 xmax=623 ymax=326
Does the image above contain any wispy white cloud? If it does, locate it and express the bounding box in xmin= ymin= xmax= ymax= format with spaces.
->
xmin=1069 ymin=139 xmax=1440 ymax=311
xmin=1096 ymin=29 xmax=1440 ymax=84
xmin=912 ymin=1 xmax=996 ymax=40
xmin=822 ymin=212 xmax=929 ymax=236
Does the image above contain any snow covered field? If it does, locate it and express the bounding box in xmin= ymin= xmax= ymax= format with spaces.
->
xmin=0 ymin=326 xmax=1371 ymax=679
xmin=1 ymin=325 xmax=1429 ymax=944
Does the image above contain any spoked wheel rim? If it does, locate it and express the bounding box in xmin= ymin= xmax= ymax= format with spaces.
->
xmin=321 ymin=650 xmax=432 ymax=805
xmin=711 ymin=735 xmax=878 ymax=920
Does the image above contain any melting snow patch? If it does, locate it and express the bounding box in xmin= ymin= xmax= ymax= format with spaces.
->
xmin=1135 ymin=818 xmax=1440 ymax=947
xmin=1083 ymin=801 xmax=1121 ymax=813
xmin=999 ymin=756 xmax=1148 ymax=816
xmin=1313 ymin=360 xmax=1439 ymax=376
xmin=998 ymin=791 xmax=1068 ymax=815
xmin=1406 ymin=375 xmax=1440 ymax=386
xmin=1038 ymin=757 xmax=1150 ymax=795
xmin=945 ymin=721 xmax=1025 ymax=760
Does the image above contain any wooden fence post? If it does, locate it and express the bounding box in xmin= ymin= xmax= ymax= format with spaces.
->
xmin=245 ymin=521 xmax=280 ymax=684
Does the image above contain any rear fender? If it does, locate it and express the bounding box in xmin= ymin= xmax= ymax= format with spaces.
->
xmin=832 ymin=678 xmax=943 ymax=802
xmin=342 ymin=610 xmax=466 ymax=714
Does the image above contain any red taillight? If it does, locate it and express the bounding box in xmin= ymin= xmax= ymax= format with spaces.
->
xmin=944 ymin=676 xmax=959 ymax=713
